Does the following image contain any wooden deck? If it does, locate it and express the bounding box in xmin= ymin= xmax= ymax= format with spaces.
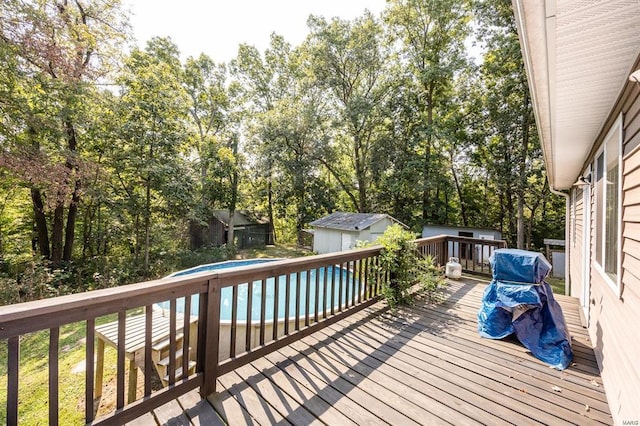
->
xmin=127 ymin=277 xmax=612 ymax=425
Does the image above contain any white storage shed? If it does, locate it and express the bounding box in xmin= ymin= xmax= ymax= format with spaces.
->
xmin=310 ymin=212 xmax=407 ymax=254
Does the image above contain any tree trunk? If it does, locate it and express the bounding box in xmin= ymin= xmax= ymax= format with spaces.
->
xmin=517 ymin=197 xmax=525 ymax=249
xmin=319 ymin=158 xmax=359 ymax=211
xmin=450 ymin=157 xmax=468 ymax=227
xmin=267 ymin=175 xmax=276 ymax=243
xmin=296 ymin=179 xmax=305 ymax=246
xmin=144 ymin=180 xmax=151 ymax=276
xmin=133 ymin=214 xmax=140 ymax=261
xmin=227 ymin=135 xmax=239 ymax=250
xmin=51 ymin=201 xmax=65 ymax=266
xmin=63 ymin=120 xmax=80 ymax=261
xmin=506 ymin=188 xmax=517 ymax=246
xmin=31 ymin=188 xmax=50 ymax=259
xmin=63 ymin=180 xmax=80 ymax=261
xmin=354 ymin=135 xmax=368 ymax=213
xmin=81 ymin=204 xmax=91 ymax=259
xmin=227 ymin=210 xmax=235 ymax=249
xmin=516 ymin=86 xmax=531 ymax=249
xmin=422 ymin=87 xmax=434 ymax=222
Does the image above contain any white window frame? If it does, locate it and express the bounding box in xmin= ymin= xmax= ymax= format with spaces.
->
xmin=593 ymin=114 xmax=623 ymax=297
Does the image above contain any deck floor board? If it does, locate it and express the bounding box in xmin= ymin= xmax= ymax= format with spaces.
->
xmin=139 ymin=277 xmax=613 ymax=425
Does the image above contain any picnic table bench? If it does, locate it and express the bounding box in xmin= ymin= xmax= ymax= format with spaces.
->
xmin=95 ymin=310 xmax=198 ymax=403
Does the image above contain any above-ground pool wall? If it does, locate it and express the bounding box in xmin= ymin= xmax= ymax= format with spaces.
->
xmin=218 ymin=316 xmax=317 ymax=361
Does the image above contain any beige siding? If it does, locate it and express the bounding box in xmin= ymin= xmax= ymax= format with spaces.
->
xmin=369 ymin=218 xmax=394 ymax=234
xmin=569 ymin=188 xmax=584 ymax=299
xmin=588 ymin=272 xmax=640 ymax=418
xmin=584 ymin=82 xmax=640 ymax=422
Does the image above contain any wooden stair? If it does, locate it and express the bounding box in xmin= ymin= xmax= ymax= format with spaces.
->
xmin=151 ymin=334 xmax=196 ymax=386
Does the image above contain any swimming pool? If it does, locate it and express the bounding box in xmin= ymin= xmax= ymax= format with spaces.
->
xmin=158 ymin=259 xmax=357 ymax=322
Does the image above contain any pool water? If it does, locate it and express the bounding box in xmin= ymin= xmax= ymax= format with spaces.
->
xmin=158 ymin=259 xmax=357 ymax=322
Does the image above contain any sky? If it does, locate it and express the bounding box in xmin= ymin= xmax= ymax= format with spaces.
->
xmin=125 ymin=0 xmax=388 ymax=63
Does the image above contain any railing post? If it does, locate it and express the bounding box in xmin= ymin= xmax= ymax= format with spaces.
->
xmin=443 ymin=238 xmax=449 ymax=266
xmin=201 ymin=277 xmax=221 ymax=397
xmin=7 ymin=336 xmax=19 ymax=426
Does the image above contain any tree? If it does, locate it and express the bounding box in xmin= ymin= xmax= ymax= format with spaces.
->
xmin=232 ymin=35 xmax=334 ymax=243
xmin=384 ymin=0 xmax=471 ymax=223
xmin=183 ymin=54 xmax=229 ymax=209
xmin=112 ymin=37 xmax=191 ymax=275
xmin=475 ymin=0 xmax=539 ymax=247
xmin=0 ymin=0 xmax=129 ymax=265
xmin=306 ymin=12 xmax=391 ymax=213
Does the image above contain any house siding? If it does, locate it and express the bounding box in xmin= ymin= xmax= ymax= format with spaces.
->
xmin=312 ymin=217 xmax=400 ymax=254
xmin=571 ymin=81 xmax=640 ymax=422
xmin=421 ymin=225 xmax=502 ymax=240
xmin=569 ymin=188 xmax=584 ymax=302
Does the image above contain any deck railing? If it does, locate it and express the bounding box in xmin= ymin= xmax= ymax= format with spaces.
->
xmin=0 ymin=235 xmax=504 ymax=425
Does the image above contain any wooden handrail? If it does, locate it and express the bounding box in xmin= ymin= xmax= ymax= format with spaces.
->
xmin=0 ymin=235 xmax=500 ymax=425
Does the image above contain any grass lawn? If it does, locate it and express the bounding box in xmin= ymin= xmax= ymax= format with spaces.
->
xmin=235 ymin=243 xmax=312 ymax=260
xmin=0 ymin=315 xmax=121 ymax=424
xmin=546 ymin=276 xmax=566 ymax=295
xmin=0 ymin=244 xmax=310 ymax=424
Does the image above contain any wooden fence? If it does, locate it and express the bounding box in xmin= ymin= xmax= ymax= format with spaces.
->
xmin=0 ymin=235 xmax=505 ymax=425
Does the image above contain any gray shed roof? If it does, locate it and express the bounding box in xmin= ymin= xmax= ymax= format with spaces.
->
xmin=309 ymin=212 xmax=403 ymax=231
xmin=212 ymin=210 xmax=265 ymax=226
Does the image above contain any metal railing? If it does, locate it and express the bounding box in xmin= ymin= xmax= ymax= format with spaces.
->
xmin=0 ymin=235 xmax=504 ymax=425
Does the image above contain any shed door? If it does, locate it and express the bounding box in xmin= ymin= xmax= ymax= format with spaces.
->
xmin=341 ymin=233 xmax=352 ymax=251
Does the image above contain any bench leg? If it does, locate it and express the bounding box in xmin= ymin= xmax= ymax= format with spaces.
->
xmin=128 ymin=358 xmax=137 ymax=404
xmin=95 ymin=339 xmax=105 ymax=399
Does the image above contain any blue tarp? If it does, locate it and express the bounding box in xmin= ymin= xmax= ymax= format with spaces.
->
xmin=478 ymin=249 xmax=573 ymax=370
xmin=490 ymin=248 xmax=551 ymax=284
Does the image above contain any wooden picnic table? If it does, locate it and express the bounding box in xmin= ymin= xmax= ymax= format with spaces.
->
xmin=94 ymin=310 xmax=198 ymax=404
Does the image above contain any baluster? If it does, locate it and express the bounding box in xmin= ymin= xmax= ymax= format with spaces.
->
xmin=246 ymin=282 xmax=253 ymax=353
xmin=197 ymin=288 xmax=208 ymax=373
xmin=284 ymin=274 xmax=291 ymax=335
xmin=144 ymin=306 xmax=152 ymax=396
xmin=116 ymin=311 xmax=125 ymax=409
xmin=350 ymin=260 xmax=358 ymax=306
xmin=330 ymin=265 xmax=336 ymax=315
xmin=314 ymin=268 xmax=320 ymax=323
xmin=305 ymin=270 xmax=311 ymax=327
xmin=7 ymin=336 xmax=19 ymax=426
xmin=182 ymin=296 xmax=192 ymax=378
xmin=338 ymin=263 xmax=344 ymax=312
xmin=230 ymin=284 xmax=238 ymax=358
xmin=357 ymin=258 xmax=363 ymax=303
xmin=169 ymin=298 xmax=177 ymax=386
xmin=273 ymin=275 xmax=280 ymax=341
xmin=323 ymin=266 xmax=329 ymax=319
xmin=85 ymin=319 xmax=95 ymax=423
xmin=295 ymin=271 xmax=301 ymax=331
xmin=363 ymin=257 xmax=369 ymax=300
xmin=49 ymin=327 xmax=59 ymax=426
xmin=260 ymin=278 xmax=267 ymax=345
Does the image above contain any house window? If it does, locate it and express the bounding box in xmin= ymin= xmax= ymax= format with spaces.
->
xmin=594 ymin=115 xmax=622 ymax=290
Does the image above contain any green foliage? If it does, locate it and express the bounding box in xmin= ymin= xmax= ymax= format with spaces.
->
xmin=0 ymin=245 xmax=231 ymax=305
xmin=417 ymin=254 xmax=447 ymax=302
xmin=373 ymin=224 xmax=445 ymax=309
xmin=0 ymin=0 xmax=567 ymax=303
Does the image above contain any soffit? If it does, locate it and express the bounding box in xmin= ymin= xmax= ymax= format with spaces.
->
xmin=515 ymin=0 xmax=640 ymax=190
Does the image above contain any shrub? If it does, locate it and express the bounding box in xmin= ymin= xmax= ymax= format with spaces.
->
xmin=416 ymin=254 xmax=446 ymax=303
xmin=373 ymin=224 xmax=446 ymax=309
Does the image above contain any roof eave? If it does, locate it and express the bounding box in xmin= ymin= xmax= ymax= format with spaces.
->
xmin=512 ymin=0 xmax=557 ymax=190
